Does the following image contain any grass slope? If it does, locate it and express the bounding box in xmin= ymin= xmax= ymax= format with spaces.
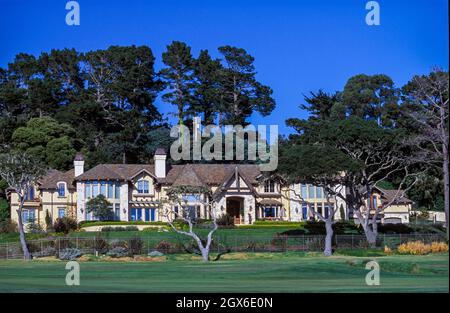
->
xmin=0 ymin=254 xmax=447 ymax=293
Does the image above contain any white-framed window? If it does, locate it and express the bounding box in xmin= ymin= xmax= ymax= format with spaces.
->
xmin=308 ymin=185 xmax=315 ymax=198
xmin=92 ymin=181 xmax=99 ymax=197
xmin=100 ymin=182 xmax=107 ymax=196
xmin=137 ymin=180 xmax=149 ymax=194
xmin=57 ymin=182 xmax=66 ymax=197
xmin=115 ymin=183 xmax=121 ymax=199
xmin=300 ymin=184 xmax=307 ymax=199
xmin=58 ymin=207 xmax=66 ymax=218
xmin=317 ymin=186 xmax=323 ymax=199
xmin=107 ymin=182 xmax=113 ymax=198
xmin=22 ymin=209 xmax=36 ymax=223
xmin=264 ymin=180 xmax=275 ymax=193
xmin=85 ymin=182 xmax=91 ymax=198
xmin=114 ymin=204 xmax=120 ymax=221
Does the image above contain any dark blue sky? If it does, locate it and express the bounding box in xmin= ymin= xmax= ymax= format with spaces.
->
xmin=0 ymin=0 xmax=448 ymax=135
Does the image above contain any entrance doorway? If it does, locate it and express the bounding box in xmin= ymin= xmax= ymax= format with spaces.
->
xmin=226 ymin=197 xmax=244 ymax=224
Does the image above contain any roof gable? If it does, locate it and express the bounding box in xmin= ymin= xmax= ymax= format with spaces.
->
xmin=172 ymin=164 xmax=206 ymax=187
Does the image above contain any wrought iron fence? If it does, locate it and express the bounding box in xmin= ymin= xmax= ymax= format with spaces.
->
xmin=0 ymin=233 xmax=446 ymax=260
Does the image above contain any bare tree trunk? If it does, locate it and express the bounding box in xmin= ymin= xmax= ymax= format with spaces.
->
xmin=16 ymin=207 xmax=31 ymax=260
xmin=443 ymin=147 xmax=449 ymax=239
xmin=365 ymin=230 xmax=377 ymax=247
xmin=355 ymin=209 xmax=378 ymax=247
xmin=199 ymin=246 xmax=209 ymax=262
xmin=324 ymin=220 xmax=333 ymax=257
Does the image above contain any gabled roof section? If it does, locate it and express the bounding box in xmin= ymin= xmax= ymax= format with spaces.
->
xmin=39 ymin=169 xmax=76 ymax=190
xmin=75 ymin=164 xmax=156 ymax=181
xmin=375 ymin=186 xmax=413 ymax=204
xmin=214 ymin=166 xmax=257 ymax=196
xmin=172 ymin=164 xmax=206 ymax=187
xmin=128 ymin=168 xmax=157 ymax=180
xmin=160 ymin=164 xmax=261 ymax=186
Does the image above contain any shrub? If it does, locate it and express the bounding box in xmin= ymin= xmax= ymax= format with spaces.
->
xmin=101 ymin=226 xmax=139 ymax=232
xmin=106 ymin=246 xmax=129 ymax=258
xmin=143 ymin=226 xmax=168 ymax=232
xmin=397 ymin=241 xmax=449 ymax=255
xmin=378 ymin=223 xmax=414 ymax=234
xmin=333 ymin=221 xmax=362 ymax=234
xmin=94 ymin=236 xmax=108 ymax=254
xmin=32 ymin=246 xmax=56 ymax=258
xmin=79 ymin=221 xmax=167 ymax=227
xmin=0 ymin=219 xmax=17 ymax=233
xmin=53 ymin=217 xmax=78 ymax=234
xmin=271 ymin=234 xmax=288 ymax=249
xmin=125 ymin=226 xmax=139 ymax=231
xmin=44 ymin=210 xmax=53 ymax=231
xmin=216 ymin=213 xmax=234 ymax=227
xmin=430 ymin=241 xmax=449 ymax=253
xmin=27 ymin=221 xmax=45 ymax=234
xmin=253 ymin=220 xmax=302 ymax=227
xmin=58 ymin=248 xmax=82 ymax=260
xmin=384 ymin=245 xmax=393 ymax=255
xmin=280 ymin=228 xmax=308 ymax=236
xmin=156 ymin=241 xmax=172 ymax=252
xmin=109 ymin=239 xmax=128 ymax=249
xmin=128 ymin=237 xmax=143 ymax=255
xmin=397 ymin=241 xmax=431 ymax=255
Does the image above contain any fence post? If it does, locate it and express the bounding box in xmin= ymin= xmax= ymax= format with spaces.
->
xmin=93 ymin=236 xmax=96 ymax=255
xmin=351 ymin=234 xmax=354 ymax=248
xmin=57 ymin=238 xmax=60 ymax=255
xmin=6 ymin=243 xmax=8 ymax=260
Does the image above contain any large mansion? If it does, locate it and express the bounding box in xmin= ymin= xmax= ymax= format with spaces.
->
xmin=8 ymin=149 xmax=413 ymax=228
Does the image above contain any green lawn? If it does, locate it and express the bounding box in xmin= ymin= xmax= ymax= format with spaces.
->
xmin=0 ymin=253 xmax=447 ymax=292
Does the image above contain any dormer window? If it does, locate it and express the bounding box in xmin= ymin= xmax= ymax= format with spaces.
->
xmin=57 ymin=182 xmax=66 ymax=197
xmin=137 ymin=180 xmax=149 ymax=194
xmin=264 ymin=180 xmax=275 ymax=193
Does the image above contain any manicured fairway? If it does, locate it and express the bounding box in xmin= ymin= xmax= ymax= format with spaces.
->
xmin=0 ymin=253 xmax=448 ymax=292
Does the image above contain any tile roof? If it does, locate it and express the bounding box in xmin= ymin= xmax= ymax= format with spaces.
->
xmin=39 ymin=169 xmax=76 ymax=190
xmin=172 ymin=164 xmax=206 ymax=187
xmin=75 ymin=164 xmax=155 ymax=181
xmin=75 ymin=163 xmax=262 ymax=186
xmin=377 ymin=187 xmax=413 ymax=204
xmin=162 ymin=164 xmax=261 ymax=186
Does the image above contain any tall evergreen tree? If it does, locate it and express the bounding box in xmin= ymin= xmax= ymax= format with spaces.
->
xmin=217 ymin=46 xmax=275 ymax=125
xmin=189 ymin=50 xmax=223 ymax=125
xmin=342 ymin=74 xmax=399 ymax=127
xmin=160 ymin=41 xmax=194 ymax=124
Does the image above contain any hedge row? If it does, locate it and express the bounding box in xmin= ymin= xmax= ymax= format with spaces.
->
xmin=251 ymin=220 xmax=304 ymax=227
xmin=79 ymin=221 xmax=168 ymax=228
